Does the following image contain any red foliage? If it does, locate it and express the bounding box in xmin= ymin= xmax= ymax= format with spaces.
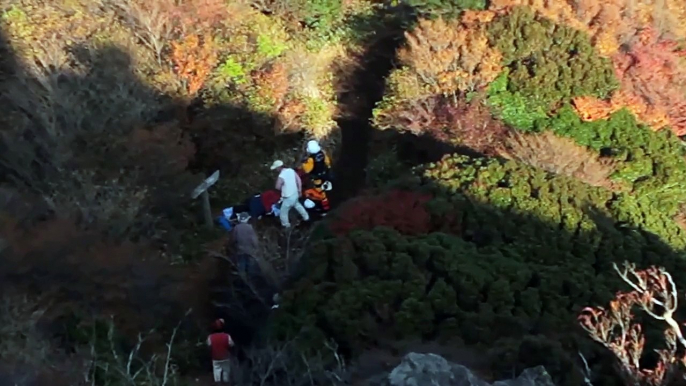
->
xmin=611 ymin=27 xmax=686 ymax=135
xmin=380 ymin=96 xmax=509 ymax=156
xmin=328 ymin=190 xmax=433 ymax=236
xmin=434 ymin=97 xmax=509 ymax=155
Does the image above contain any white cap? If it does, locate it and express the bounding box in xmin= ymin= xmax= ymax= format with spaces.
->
xmin=307 ymin=140 xmax=320 ymax=154
xmin=270 ymin=160 xmax=284 ymax=170
xmin=304 ymin=199 xmax=315 ymax=209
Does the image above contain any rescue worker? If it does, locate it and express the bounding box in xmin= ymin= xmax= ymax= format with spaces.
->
xmin=302 ymin=185 xmax=331 ymax=216
xmin=301 ymin=140 xmax=333 ymax=197
xmin=230 ymin=212 xmax=259 ymax=274
xmin=271 ymin=160 xmax=309 ymax=228
xmin=207 ymin=318 xmax=234 ymax=384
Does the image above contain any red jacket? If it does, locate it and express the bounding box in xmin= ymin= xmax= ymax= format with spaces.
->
xmin=207 ymin=332 xmax=233 ymax=360
xmin=261 ymin=190 xmax=280 ymax=210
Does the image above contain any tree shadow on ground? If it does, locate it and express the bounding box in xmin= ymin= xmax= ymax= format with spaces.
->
xmin=330 ymin=5 xmax=475 ymax=204
xmin=0 ymin=25 xmax=303 ymax=382
xmin=278 ymin=165 xmax=686 ymax=386
xmin=329 ymin=4 xmax=416 ymax=204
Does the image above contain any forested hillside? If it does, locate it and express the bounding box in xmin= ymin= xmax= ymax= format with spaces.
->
xmin=2 ymin=0 xmax=686 ymax=385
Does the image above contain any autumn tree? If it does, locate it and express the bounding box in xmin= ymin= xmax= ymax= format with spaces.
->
xmin=579 ymin=262 xmax=686 ymax=386
xmin=395 ymin=15 xmax=502 ymax=97
xmin=171 ymin=33 xmax=218 ymax=97
xmin=373 ymin=12 xmax=503 ymax=139
xmin=485 ymin=6 xmax=619 ymax=125
xmin=487 ymin=0 xmax=686 ymax=56
xmin=572 ymin=27 xmax=686 ymax=136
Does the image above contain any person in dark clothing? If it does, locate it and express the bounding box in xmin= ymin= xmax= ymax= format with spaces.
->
xmin=230 ymin=212 xmax=259 ymax=274
xmin=216 ymin=190 xmax=282 ymax=231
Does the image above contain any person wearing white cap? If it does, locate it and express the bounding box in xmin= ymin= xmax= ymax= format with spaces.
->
xmin=270 ymin=160 xmax=309 ymax=228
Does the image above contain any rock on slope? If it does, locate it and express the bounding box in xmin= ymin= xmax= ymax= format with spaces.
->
xmin=369 ymin=353 xmax=554 ymax=386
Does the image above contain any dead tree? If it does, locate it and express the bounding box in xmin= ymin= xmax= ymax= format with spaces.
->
xmin=578 ymin=262 xmax=686 ymax=386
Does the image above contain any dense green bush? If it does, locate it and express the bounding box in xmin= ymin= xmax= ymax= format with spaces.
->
xmin=544 ymin=106 xmax=686 ymax=218
xmin=486 ymin=7 xmax=619 ymax=129
xmin=401 ymin=0 xmax=487 ymax=19
xmin=273 ymin=154 xmax=686 ymax=386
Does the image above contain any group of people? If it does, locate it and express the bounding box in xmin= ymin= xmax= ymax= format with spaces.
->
xmin=206 ymin=140 xmax=334 ymax=384
xmin=216 ymin=139 xmax=333 ymax=231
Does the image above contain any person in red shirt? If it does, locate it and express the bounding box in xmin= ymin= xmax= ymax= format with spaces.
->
xmin=260 ymin=189 xmax=281 ymax=217
xmin=207 ymin=319 xmax=234 ymax=384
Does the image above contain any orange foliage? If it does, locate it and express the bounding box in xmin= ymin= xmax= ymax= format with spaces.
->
xmin=572 ymin=28 xmax=686 ymax=135
xmin=277 ymin=99 xmax=307 ymax=132
xmin=460 ymin=9 xmax=497 ymax=26
xmin=488 ymin=0 xmax=686 ymax=56
xmin=170 ymin=0 xmax=228 ymax=34
xmin=398 ymin=17 xmax=503 ymax=95
xmin=171 ymin=34 xmax=218 ymax=96
xmin=254 ymin=62 xmax=290 ymax=107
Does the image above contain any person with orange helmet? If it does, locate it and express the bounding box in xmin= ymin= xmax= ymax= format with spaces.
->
xmin=207 ymin=318 xmax=235 ymax=384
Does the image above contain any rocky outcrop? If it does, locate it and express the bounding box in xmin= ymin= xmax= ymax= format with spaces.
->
xmin=371 ymin=353 xmax=555 ymax=386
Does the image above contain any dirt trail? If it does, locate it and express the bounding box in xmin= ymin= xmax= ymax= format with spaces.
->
xmin=330 ymin=22 xmax=409 ymax=204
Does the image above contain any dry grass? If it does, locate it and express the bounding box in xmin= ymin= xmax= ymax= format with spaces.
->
xmin=496 ymin=130 xmax=620 ymax=189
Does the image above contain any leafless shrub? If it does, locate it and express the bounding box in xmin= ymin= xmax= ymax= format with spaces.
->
xmin=496 ymin=130 xmax=621 ymax=189
xmin=0 ymin=291 xmax=87 ymax=386
xmin=0 ymin=292 xmax=51 ymax=368
xmin=255 ymin=225 xmax=314 ymax=283
xmin=85 ymin=309 xmax=191 ymax=386
xmin=106 ymin=0 xmax=176 ymax=64
xmin=232 ymin=336 xmax=348 ymax=386
xmin=579 ymin=262 xmax=686 ymax=386
xmin=208 ymin=225 xmax=313 ymax=325
xmin=0 ymin=42 xmax=192 ymax=237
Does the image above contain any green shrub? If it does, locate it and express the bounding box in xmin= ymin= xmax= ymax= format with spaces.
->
xmin=485 ymin=7 xmax=619 ymax=129
xmin=544 ymin=106 xmax=686 ymax=217
xmin=275 ymin=154 xmax=686 ymax=386
xmin=401 ymin=0 xmax=487 ymax=19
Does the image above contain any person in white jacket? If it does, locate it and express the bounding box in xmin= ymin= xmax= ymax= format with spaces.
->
xmin=270 ymin=160 xmax=310 ymax=228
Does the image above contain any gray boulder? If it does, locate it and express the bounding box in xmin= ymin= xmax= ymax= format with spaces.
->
xmin=386 ymin=353 xmax=554 ymax=386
